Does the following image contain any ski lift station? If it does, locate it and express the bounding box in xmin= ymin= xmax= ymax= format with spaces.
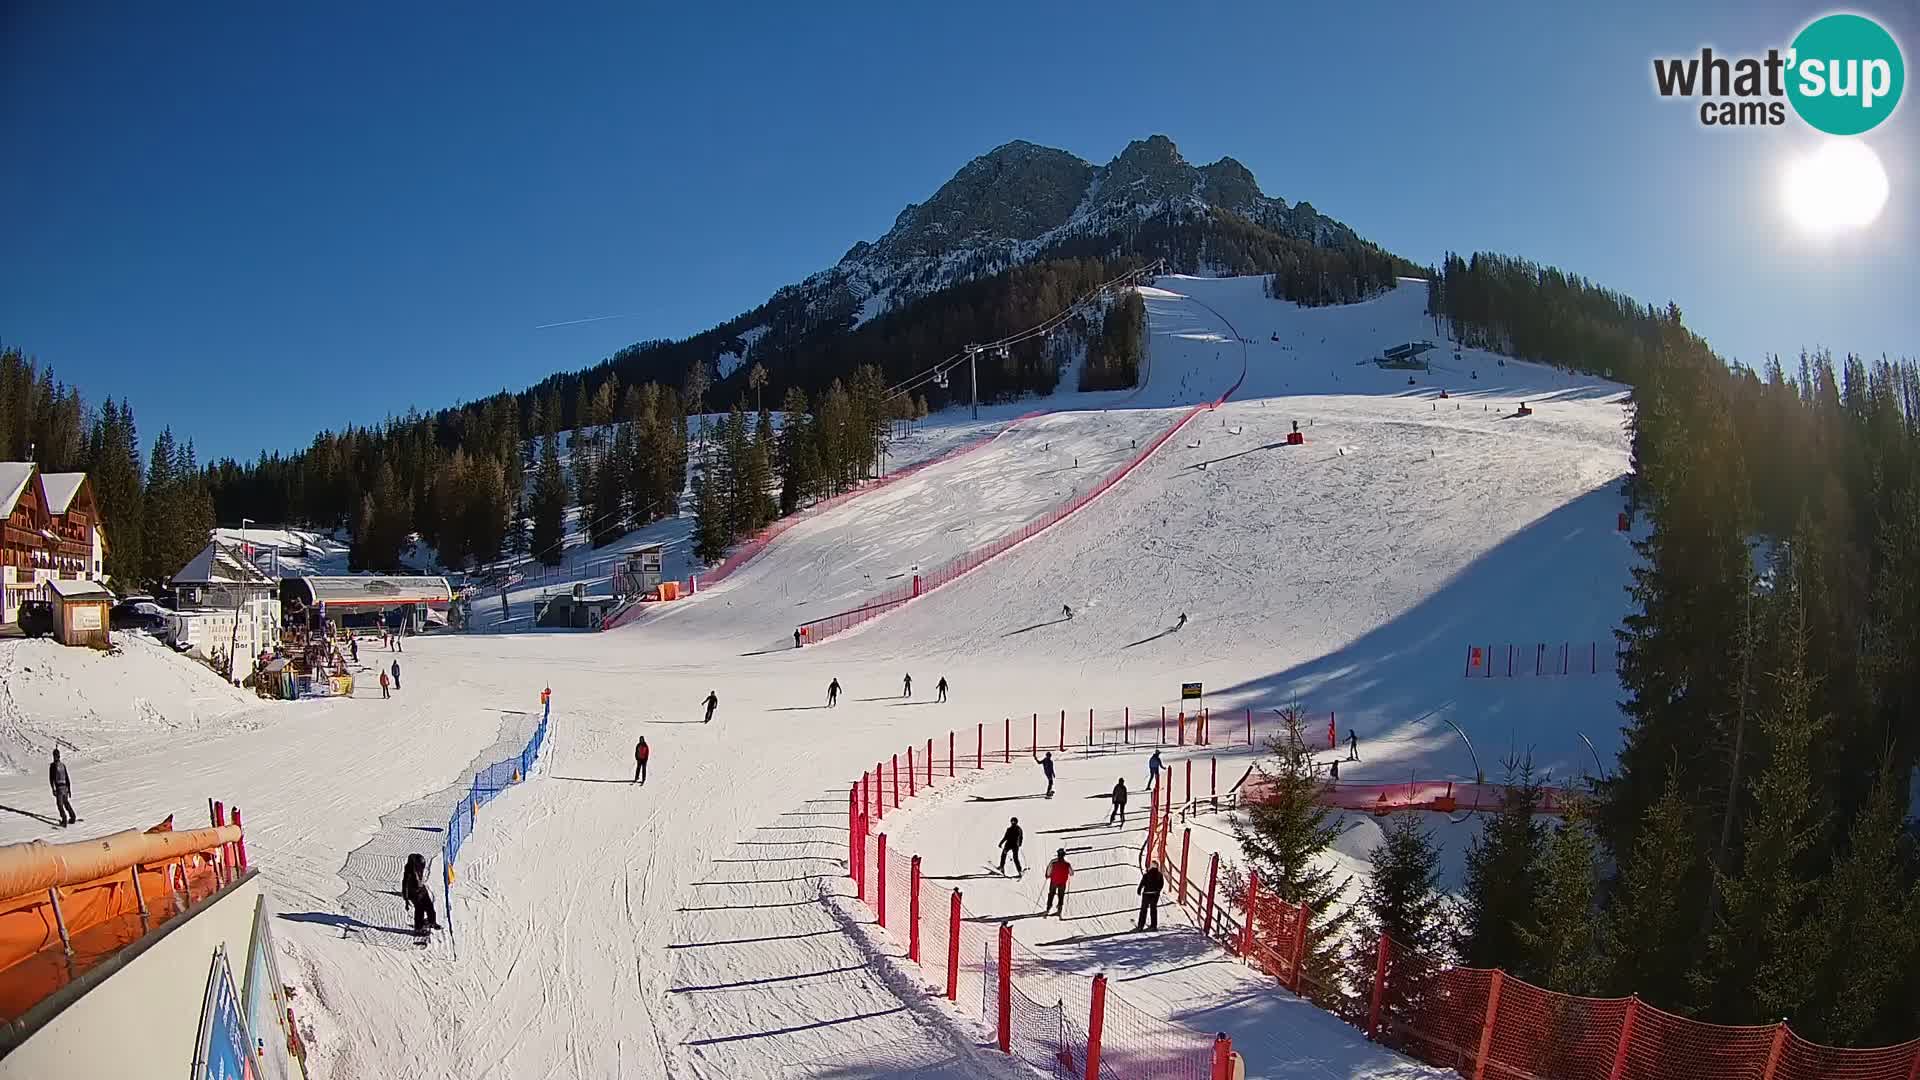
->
xmin=281 ymin=574 xmax=453 ymax=635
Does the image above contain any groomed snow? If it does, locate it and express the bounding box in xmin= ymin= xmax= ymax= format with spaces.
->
xmin=0 ymin=276 xmax=1636 ymax=1079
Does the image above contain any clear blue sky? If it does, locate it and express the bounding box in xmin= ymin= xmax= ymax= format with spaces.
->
xmin=2 ymin=1 xmax=1914 ymax=461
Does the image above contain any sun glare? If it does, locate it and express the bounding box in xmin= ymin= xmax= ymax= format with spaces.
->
xmin=1783 ymin=140 xmax=1891 ymax=232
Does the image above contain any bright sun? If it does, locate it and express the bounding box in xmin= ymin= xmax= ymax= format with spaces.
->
xmin=1783 ymin=140 xmax=1890 ymax=232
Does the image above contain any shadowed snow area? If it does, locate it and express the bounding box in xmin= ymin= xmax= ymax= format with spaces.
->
xmin=0 ymin=276 xmax=1634 ymax=1078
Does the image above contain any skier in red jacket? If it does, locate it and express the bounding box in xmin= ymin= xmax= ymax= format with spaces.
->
xmin=633 ymin=737 xmax=651 ymax=784
xmin=1042 ymin=849 xmax=1073 ymax=917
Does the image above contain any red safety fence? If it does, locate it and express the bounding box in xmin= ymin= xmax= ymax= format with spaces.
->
xmin=1465 ymin=640 xmax=1624 ymax=678
xmin=1238 ymin=775 xmax=1580 ymax=818
xmin=847 ymin=736 xmax=1237 ymax=1079
xmin=1145 ymin=814 xmax=1920 ymax=1080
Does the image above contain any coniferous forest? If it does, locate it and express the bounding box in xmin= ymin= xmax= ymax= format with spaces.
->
xmin=1237 ymin=253 xmax=1920 ymax=1049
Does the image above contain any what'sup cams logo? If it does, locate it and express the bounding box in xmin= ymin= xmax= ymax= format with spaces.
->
xmin=1654 ymin=13 xmax=1904 ymax=134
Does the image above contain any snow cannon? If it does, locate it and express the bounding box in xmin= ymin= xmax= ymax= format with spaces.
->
xmin=1286 ymin=421 xmax=1305 ymax=446
xmin=1516 ymin=402 xmax=1533 ymax=417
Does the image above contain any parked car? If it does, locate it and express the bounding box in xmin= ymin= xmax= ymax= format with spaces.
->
xmin=17 ymin=600 xmax=54 ymax=637
xmin=110 ymin=597 xmax=173 ymax=632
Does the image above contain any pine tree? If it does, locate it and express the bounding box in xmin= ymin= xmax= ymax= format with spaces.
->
xmin=1517 ymin=807 xmax=1605 ymax=995
xmin=777 ymin=386 xmax=812 ymax=515
xmin=1458 ymin=756 xmax=1546 ymax=971
xmin=141 ymin=428 xmax=182 ymax=585
xmin=1351 ymin=813 xmax=1451 ymax=1038
xmin=87 ymin=399 xmax=145 ymax=583
xmin=691 ymin=468 xmax=729 ymax=565
xmin=749 ymin=409 xmax=776 ymax=531
xmin=530 ymin=430 xmax=568 ymax=566
xmin=1231 ymin=705 xmax=1353 ymax=988
xmin=1603 ymin=768 xmax=1704 ymax=1006
xmin=1692 ymin=574 xmax=1826 ymax=1025
xmin=589 ymin=433 xmax=626 ymax=548
xmin=1798 ymin=760 xmax=1917 ymax=1046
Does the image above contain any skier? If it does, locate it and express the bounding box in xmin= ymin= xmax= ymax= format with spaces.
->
xmin=1329 ymin=758 xmax=1340 ymax=781
xmin=1347 ymin=729 xmax=1359 ymax=762
xmin=1042 ymin=849 xmax=1073 ymax=916
xmin=391 ymin=659 xmax=401 ymax=690
xmin=395 ymin=630 xmax=404 ymax=653
xmin=634 ymin=737 xmax=650 ymax=784
xmin=902 ymin=673 xmax=912 ymax=699
xmin=49 ymin=749 xmax=77 ymax=827
xmin=1135 ymin=864 xmax=1164 ymax=931
xmin=997 ymin=816 xmax=1024 ymax=876
xmin=349 ymin=637 xmax=359 ymax=663
xmin=1146 ymin=749 xmax=1163 ymax=792
xmin=703 ymin=691 xmax=719 ymax=724
xmin=793 ymin=628 xmax=802 ymax=649
xmin=379 ymin=670 xmax=391 ymax=699
xmin=1039 ymin=751 xmax=1056 ymax=798
xmin=1062 ymin=604 xmax=1073 ymax=620
xmin=827 ymin=678 xmax=841 ymax=707
xmin=1175 ymin=613 xmax=1187 ymax=630
xmin=935 ymin=676 xmax=948 ymax=703
xmin=401 ymin=853 xmax=439 ymax=938
xmin=1108 ymin=778 xmax=1128 ymax=826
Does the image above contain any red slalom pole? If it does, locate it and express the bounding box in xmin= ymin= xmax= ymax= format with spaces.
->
xmin=1203 ymin=853 xmax=1220 ymax=934
xmin=908 ymin=855 xmax=922 ymax=962
xmin=1031 ymin=713 xmax=1038 ymax=755
xmin=1087 ymin=708 xmax=1093 ymax=747
xmin=892 ymin=754 xmax=900 ymax=808
xmin=927 ymin=738 xmax=934 ymax=786
xmin=1179 ymin=828 xmax=1192 ymax=907
xmin=1003 ymin=718 xmax=1010 ymax=764
xmin=1160 ymin=706 xmax=1167 ymax=744
xmin=877 ymin=833 xmax=889 ymax=928
xmin=950 ymin=731 xmax=956 ymax=777
xmin=907 ymin=747 xmax=916 ymax=797
xmin=978 ymin=723 xmax=984 ymax=770
xmin=946 ymin=890 xmax=962 ymax=999
xmin=1125 ymin=706 xmax=1131 ymax=743
xmin=1058 ymin=709 xmax=1064 ymax=751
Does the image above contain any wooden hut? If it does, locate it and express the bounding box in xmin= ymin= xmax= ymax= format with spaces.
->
xmin=48 ymin=577 xmax=111 ymax=649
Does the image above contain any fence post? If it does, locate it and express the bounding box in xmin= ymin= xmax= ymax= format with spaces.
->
xmin=1032 ymin=713 xmax=1038 ymax=754
xmin=1148 ymin=779 xmax=1160 ymax=846
xmin=1240 ymin=873 xmax=1260 ymax=958
xmin=997 ymin=922 xmax=1013 ymax=1053
xmin=1179 ymin=828 xmax=1192 ymax=908
xmin=1201 ymin=707 xmax=1208 ymax=745
xmin=1058 ymin=709 xmax=1065 ymax=751
xmin=1211 ymin=1034 xmax=1235 ymax=1080
xmin=876 ymin=762 xmax=884 ymax=821
xmin=1085 ymin=973 xmax=1107 ymax=1080
xmin=1759 ymin=1024 xmax=1789 ymax=1080
xmin=1161 ymin=706 xmax=1166 ymax=744
xmin=876 ymin=834 xmax=889 ymax=928
xmin=1004 ymin=718 xmax=1010 ymax=764
xmin=908 ymin=747 xmax=916 ymax=797
xmin=1204 ymin=853 xmax=1220 ymax=936
xmin=1125 ymin=706 xmax=1130 ymax=743
xmin=1607 ymin=996 xmax=1640 ymax=1080
xmin=927 ymin=738 xmax=934 ymax=787
xmin=950 ymin=731 xmax=956 ymax=777
xmin=947 ymin=889 xmax=963 ymax=1000
xmin=1246 ymin=707 xmax=1252 ymax=745
xmin=909 ymin=856 xmax=922 ymax=962
xmin=1289 ymin=902 xmax=1312 ymax=992
xmin=849 ymin=784 xmax=859 ymax=883
xmin=1471 ymin=970 xmax=1505 ymax=1080
xmin=892 ymin=754 xmax=900 ymax=808
xmin=1186 ymin=759 xmax=1193 ymax=811
xmin=1211 ymin=758 xmax=1217 ymax=809
xmin=1368 ymin=934 xmax=1390 ymax=1039
xmin=1088 ymin=708 xmax=1093 ymax=747
xmin=1179 ymin=711 xmax=1187 ymax=746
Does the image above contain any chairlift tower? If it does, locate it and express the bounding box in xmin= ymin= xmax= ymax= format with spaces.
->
xmin=965 ymin=344 xmax=980 ymax=420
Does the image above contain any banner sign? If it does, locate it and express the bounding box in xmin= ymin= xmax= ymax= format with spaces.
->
xmin=1180 ymin=682 xmax=1202 ymax=701
xmin=244 ymin=899 xmax=293 ymax=1080
xmin=193 ymin=945 xmax=257 ymax=1080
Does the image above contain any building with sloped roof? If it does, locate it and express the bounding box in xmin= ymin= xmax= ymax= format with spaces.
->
xmin=0 ymin=464 xmax=106 ymax=626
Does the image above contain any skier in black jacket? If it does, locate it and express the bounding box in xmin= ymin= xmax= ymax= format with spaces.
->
xmin=1108 ymin=778 xmax=1128 ymax=825
xmin=827 ymin=679 xmax=841 ymax=707
xmin=1135 ymin=865 xmax=1164 ymax=930
xmin=703 ymin=691 xmax=719 ymax=724
xmin=997 ymin=817 xmax=1024 ymax=876
xmin=49 ymin=749 xmax=77 ymax=827
xmin=1039 ymin=752 xmax=1055 ymax=798
xmin=402 ymin=853 xmax=439 ymax=936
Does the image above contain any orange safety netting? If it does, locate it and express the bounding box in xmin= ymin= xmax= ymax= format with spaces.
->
xmin=0 ymin=824 xmax=234 ymax=1023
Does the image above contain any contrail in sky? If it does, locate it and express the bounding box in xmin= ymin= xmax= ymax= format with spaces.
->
xmin=533 ymin=312 xmax=648 ymax=329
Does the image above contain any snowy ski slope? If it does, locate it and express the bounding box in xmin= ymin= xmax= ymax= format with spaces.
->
xmin=0 ymin=276 xmax=1634 ymax=1079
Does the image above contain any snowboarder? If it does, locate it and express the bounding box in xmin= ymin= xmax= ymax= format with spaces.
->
xmin=1108 ymin=778 xmax=1128 ymax=826
xmin=1039 ymin=752 xmax=1055 ymax=798
xmin=793 ymin=628 xmax=802 ymax=649
xmin=391 ymin=660 xmax=401 ymax=690
xmin=1146 ymin=749 xmax=1163 ymax=792
xmin=997 ymin=817 xmax=1024 ymax=876
xmin=1042 ymin=849 xmax=1073 ymax=916
xmin=901 ymin=673 xmax=912 ymax=699
xmin=49 ymin=749 xmax=77 ymax=827
xmin=1062 ymin=604 xmax=1073 ymax=620
xmin=827 ymin=679 xmax=841 ymax=707
xmin=935 ymin=677 xmax=948 ymax=703
xmin=703 ymin=691 xmax=719 ymax=724
xmin=401 ymin=853 xmax=439 ymax=938
xmin=634 ymin=737 xmax=650 ymax=784
xmin=379 ymin=670 xmax=391 ymax=699
xmin=1136 ymin=864 xmax=1164 ymax=931
xmin=1347 ymin=729 xmax=1359 ymax=762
